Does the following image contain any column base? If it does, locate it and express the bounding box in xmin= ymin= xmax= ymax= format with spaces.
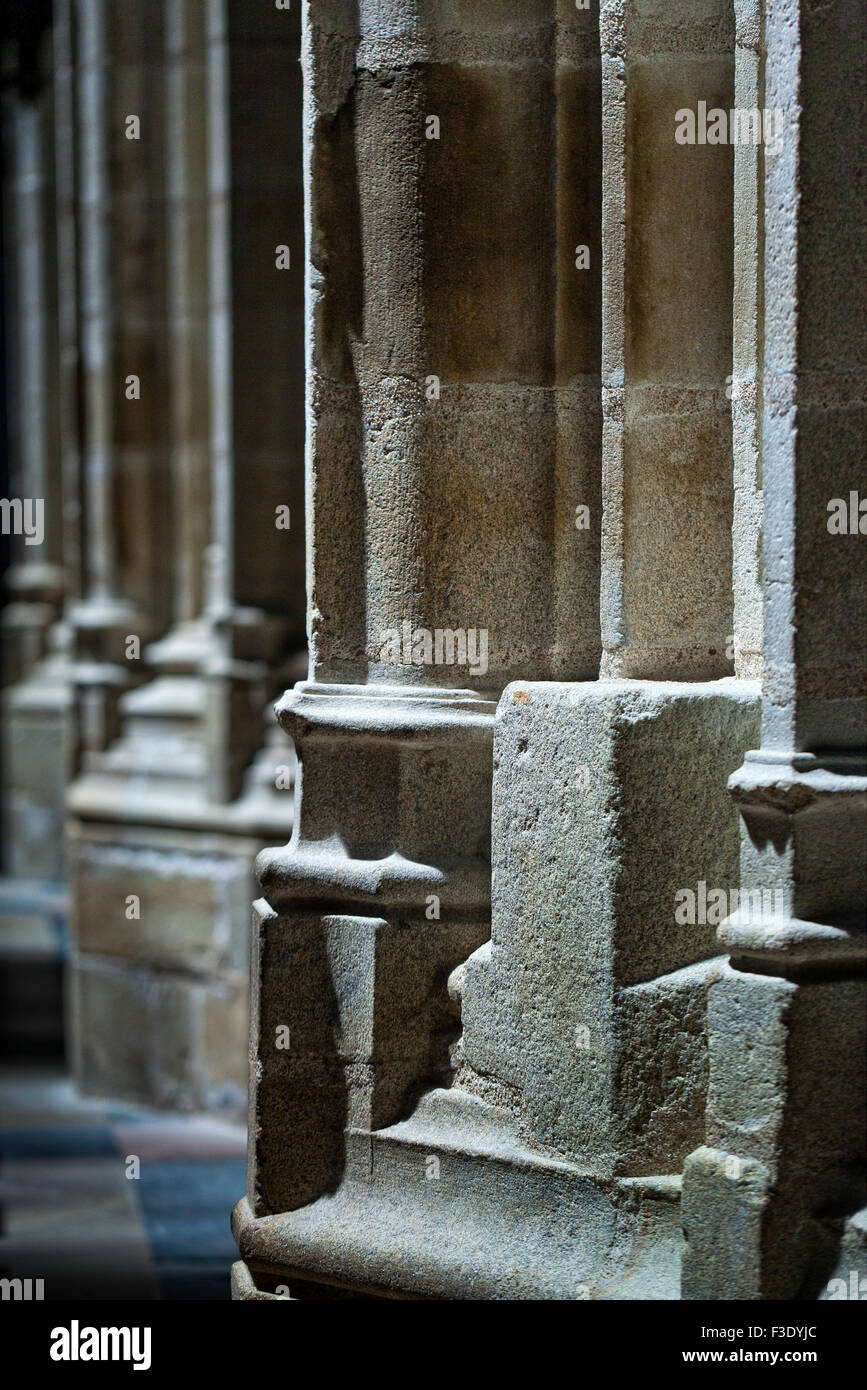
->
xmin=66 ymin=794 xmax=293 ymax=1113
xmin=233 ymin=1088 xmax=683 ymax=1300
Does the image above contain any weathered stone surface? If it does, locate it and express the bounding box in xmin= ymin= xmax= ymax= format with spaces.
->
xmin=462 ymin=680 xmax=761 ymax=1173
xmin=600 ymin=0 xmax=736 ymax=680
xmin=684 ymin=971 xmax=867 ymax=1299
xmin=682 ymin=0 xmax=866 ymax=1301
xmin=235 ymin=1088 xmax=684 ymax=1301
xmin=248 ymin=901 xmax=488 ymax=1215
xmin=71 ymin=950 xmax=248 ymax=1113
xmin=305 ymin=0 xmax=601 ymax=690
xmin=248 ymin=681 xmax=495 ymax=1213
xmin=71 ymin=835 xmax=254 ymax=976
xmin=0 ymin=0 xmax=863 ymax=1306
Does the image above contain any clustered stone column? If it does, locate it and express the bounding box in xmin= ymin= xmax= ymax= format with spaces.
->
xmin=233 ymin=0 xmax=864 ymax=1300
xmin=681 ymin=0 xmax=866 ymax=1300
xmin=1 ymin=0 xmax=307 ymax=1110
xmin=63 ymin=0 xmax=305 ymax=1111
xmin=1 ymin=0 xmax=861 ymax=1299
xmin=240 ymin=0 xmax=601 ymax=1228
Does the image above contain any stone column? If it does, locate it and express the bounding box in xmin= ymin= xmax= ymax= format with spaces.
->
xmin=234 ymin=0 xmax=604 ymax=1298
xmin=1 ymin=33 xmax=64 ymax=687
xmin=0 ymin=15 xmax=69 ymax=1067
xmin=731 ymin=0 xmax=764 ymax=680
xmin=455 ymin=0 xmax=761 ymax=1294
xmin=599 ymin=0 xmax=735 ymax=680
xmin=682 ymin=0 xmax=867 ymax=1300
xmin=71 ymin=0 xmax=302 ymax=812
xmin=87 ymin=0 xmax=226 ymax=807
xmin=68 ymin=0 xmax=170 ymax=758
xmin=1 ymin=20 xmax=75 ymax=882
xmin=150 ymin=0 xmax=212 ymax=657
xmin=198 ymin=0 xmax=306 ymax=804
xmin=54 ymin=0 xmax=84 ymax=622
xmin=65 ymin=0 xmax=306 ymax=1113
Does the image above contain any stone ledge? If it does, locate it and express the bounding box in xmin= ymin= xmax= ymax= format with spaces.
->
xmin=233 ymin=1094 xmax=683 ymax=1300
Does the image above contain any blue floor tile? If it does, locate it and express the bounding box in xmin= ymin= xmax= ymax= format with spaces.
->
xmin=0 ymin=1124 xmax=119 ymax=1160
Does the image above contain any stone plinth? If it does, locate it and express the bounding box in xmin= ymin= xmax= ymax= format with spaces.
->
xmin=462 ymin=680 xmax=761 ymax=1176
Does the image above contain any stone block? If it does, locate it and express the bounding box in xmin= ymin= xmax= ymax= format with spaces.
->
xmin=71 ymin=955 xmax=155 ymax=1106
xmin=248 ymin=900 xmax=487 ymax=1215
xmin=683 ymin=968 xmax=867 ymax=1299
xmin=71 ymin=952 xmax=249 ymax=1113
xmin=463 ymin=678 xmax=761 ymax=1172
xmin=71 ymin=835 xmax=253 ymax=976
xmin=3 ymin=698 xmax=75 ymax=878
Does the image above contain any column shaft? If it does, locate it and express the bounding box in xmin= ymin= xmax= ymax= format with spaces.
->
xmin=682 ymin=0 xmax=867 ymax=1300
xmin=600 ymin=0 xmax=735 ymax=679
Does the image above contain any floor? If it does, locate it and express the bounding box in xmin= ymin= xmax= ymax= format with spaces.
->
xmin=0 ymin=1065 xmax=247 ymax=1300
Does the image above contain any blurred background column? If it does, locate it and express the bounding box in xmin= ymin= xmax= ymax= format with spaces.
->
xmin=65 ymin=0 xmax=306 ymax=1112
xmin=0 ymin=3 xmax=72 ymax=1059
xmin=66 ymin=0 xmax=168 ymax=759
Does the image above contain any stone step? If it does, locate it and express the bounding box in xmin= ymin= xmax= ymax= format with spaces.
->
xmin=233 ymin=1088 xmax=683 ymax=1300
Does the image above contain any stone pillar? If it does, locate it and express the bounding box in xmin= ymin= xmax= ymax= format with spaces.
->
xmin=454 ymin=0 xmax=760 ymax=1293
xmin=682 ymin=0 xmax=867 ymax=1300
xmin=1 ymin=21 xmax=74 ymax=882
xmin=599 ymin=0 xmax=735 ymax=680
xmin=54 ymin=0 xmax=84 ymax=623
xmin=149 ymin=0 xmax=212 ymax=657
xmin=234 ymin=0 xmax=608 ymax=1298
xmin=88 ymin=0 xmax=236 ymax=806
xmin=0 ymin=15 xmax=70 ymax=1062
xmin=731 ymin=0 xmax=764 ymax=680
xmin=87 ymin=0 xmax=305 ymax=809
xmin=65 ymin=0 xmax=306 ymax=1112
xmin=1 ymin=34 xmax=64 ymax=688
xmin=68 ymin=0 xmax=171 ymax=759
xmin=198 ymin=0 xmax=305 ymax=803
